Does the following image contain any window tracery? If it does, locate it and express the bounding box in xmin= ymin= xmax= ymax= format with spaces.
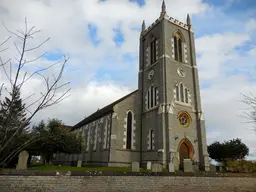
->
xmin=145 ymin=37 xmax=159 ymax=67
xmin=174 ymin=83 xmax=190 ymax=104
xmin=172 ymin=31 xmax=184 ymax=62
xmin=145 ymin=84 xmax=159 ymax=110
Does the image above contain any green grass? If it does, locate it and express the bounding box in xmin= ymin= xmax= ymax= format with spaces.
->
xmin=26 ymin=165 xmax=169 ymax=172
xmin=1 ymin=164 xmax=168 ymax=172
xmin=27 ymin=165 xmax=134 ymax=172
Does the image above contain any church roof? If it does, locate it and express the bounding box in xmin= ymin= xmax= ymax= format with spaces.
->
xmin=72 ymin=90 xmax=138 ymax=130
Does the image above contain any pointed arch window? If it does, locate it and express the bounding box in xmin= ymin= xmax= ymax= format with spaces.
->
xmin=150 ymin=39 xmax=156 ymax=64
xmin=150 ymin=129 xmax=154 ymax=150
xmin=126 ymin=112 xmax=132 ymax=149
xmin=150 ymin=85 xmax=154 ymax=107
xmin=175 ymin=86 xmax=179 ymax=101
xmin=173 ymin=32 xmax=184 ymax=62
xmin=147 ymin=91 xmax=150 ymax=109
xmin=149 ymin=38 xmax=159 ymax=65
xmin=154 ymin=86 xmax=157 ymax=105
xmin=145 ymin=85 xmax=158 ymax=110
xmin=178 ymin=39 xmax=183 ymax=62
xmin=185 ymin=88 xmax=188 ymax=103
xmin=180 ymin=83 xmax=184 ymax=102
xmin=174 ymin=36 xmax=178 ymax=60
xmin=175 ymin=83 xmax=190 ymax=104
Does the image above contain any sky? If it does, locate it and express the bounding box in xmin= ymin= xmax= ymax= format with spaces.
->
xmin=0 ymin=0 xmax=256 ymax=159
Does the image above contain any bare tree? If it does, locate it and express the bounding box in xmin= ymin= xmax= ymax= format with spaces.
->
xmin=0 ymin=18 xmax=71 ymax=166
xmin=241 ymin=93 xmax=256 ymax=130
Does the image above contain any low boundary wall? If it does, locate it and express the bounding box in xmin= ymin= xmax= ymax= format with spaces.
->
xmin=0 ymin=171 xmax=255 ymax=192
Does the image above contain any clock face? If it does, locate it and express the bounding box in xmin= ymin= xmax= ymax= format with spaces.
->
xmin=148 ymin=70 xmax=154 ymax=80
xmin=177 ymin=67 xmax=186 ymax=77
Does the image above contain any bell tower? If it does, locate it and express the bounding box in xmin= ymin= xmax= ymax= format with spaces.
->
xmin=138 ymin=0 xmax=209 ymax=171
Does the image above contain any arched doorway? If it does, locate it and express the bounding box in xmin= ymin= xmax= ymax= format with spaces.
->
xmin=178 ymin=138 xmax=194 ymax=169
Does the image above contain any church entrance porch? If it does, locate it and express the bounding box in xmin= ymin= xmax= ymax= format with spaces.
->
xmin=178 ymin=138 xmax=194 ymax=170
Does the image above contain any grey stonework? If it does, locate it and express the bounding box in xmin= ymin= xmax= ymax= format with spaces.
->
xmin=16 ymin=150 xmax=29 ymax=170
xmin=168 ymin=162 xmax=175 ymax=172
xmin=1 ymin=176 xmax=256 ymax=192
xmin=183 ymin=159 xmax=193 ymax=172
xmin=62 ymin=3 xmax=209 ymax=171
xmin=132 ymin=162 xmax=140 ymax=172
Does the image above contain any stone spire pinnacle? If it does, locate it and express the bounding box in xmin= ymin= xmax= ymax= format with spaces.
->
xmin=187 ymin=13 xmax=191 ymax=26
xmin=162 ymin=0 xmax=166 ymax=13
xmin=142 ymin=20 xmax=146 ymax=32
xmin=160 ymin=0 xmax=168 ymax=18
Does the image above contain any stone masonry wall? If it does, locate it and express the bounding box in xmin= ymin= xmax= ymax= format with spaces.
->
xmin=0 ymin=175 xmax=256 ymax=192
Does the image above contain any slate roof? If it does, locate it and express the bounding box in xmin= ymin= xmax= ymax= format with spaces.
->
xmin=72 ymin=90 xmax=138 ymax=130
xmin=61 ymin=125 xmax=73 ymax=130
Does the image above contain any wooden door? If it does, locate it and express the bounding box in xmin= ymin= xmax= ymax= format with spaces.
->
xmin=179 ymin=143 xmax=189 ymax=169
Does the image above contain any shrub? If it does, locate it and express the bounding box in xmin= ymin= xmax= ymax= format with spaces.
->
xmin=227 ymin=160 xmax=256 ymax=173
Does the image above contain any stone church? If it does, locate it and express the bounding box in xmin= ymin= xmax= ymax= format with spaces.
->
xmin=69 ymin=1 xmax=210 ymax=171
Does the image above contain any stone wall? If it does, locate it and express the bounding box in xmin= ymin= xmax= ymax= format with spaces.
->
xmin=0 ymin=175 xmax=255 ymax=192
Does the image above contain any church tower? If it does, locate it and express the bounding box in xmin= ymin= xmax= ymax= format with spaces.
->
xmin=138 ymin=1 xmax=209 ymax=171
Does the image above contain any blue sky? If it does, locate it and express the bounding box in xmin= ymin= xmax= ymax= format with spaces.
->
xmin=1 ymin=0 xmax=256 ymax=158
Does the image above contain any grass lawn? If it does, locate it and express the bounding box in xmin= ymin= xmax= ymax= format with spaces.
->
xmin=27 ymin=165 xmax=162 ymax=172
xmin=28 ymin=165 xmax=132 ymax=172
xmin=2 ymin=165 xmax=256 ymax=176
xmin=1 ymin=164 xmax=168 ymax=172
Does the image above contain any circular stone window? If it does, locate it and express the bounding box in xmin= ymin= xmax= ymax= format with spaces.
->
xmin=178 ymin=111 xmax=191 ymax=127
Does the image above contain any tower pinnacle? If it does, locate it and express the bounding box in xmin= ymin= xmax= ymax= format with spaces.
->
xmin=142 ymin=20 xmax=146 ymax=32
xmin=160 ymin=0 xmax=168 ymax=18
xmin=187 ymin=14 xmax=191 ymax=26
xmin=162 ymin=0 xmax=166 ymax=13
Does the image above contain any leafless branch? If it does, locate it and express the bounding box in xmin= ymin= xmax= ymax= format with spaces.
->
xmin=0 ymin=47 xmax=9 ymax=53
xmin=14 ymin=42 xmax=22 ymax=56
xmin=0 ymin=19 xmax=71 ymax=160
xmin=0 ymin=134 xmax=39 ymax=167
xmin=240 ymin=93 xmax=256 ymax=130
xmin=24 ymin=52 xmax=47 ymax=64
xmin=28 ymin=29 xmax=41 ymax=37
xmin=0 ymin=36 xmax=11 ymax=47
xmin=0 ymin=36 xmax=11 ymax=53
xmin=2 ymin=21 xmax=24 ymax=40
xmin=0 ymin=57 xmax=10 ymax=67
xmin=1 ymin=61 xmax=13 ymax=86
xmin=25 ymin=37 xmax=50 ymax=52
xmin=18 ymin=59 xmax=60 ymax=87
xmin=27 ymin=26 xmax=36 ymax=35
xmin=16 ymin=29 xmax=25 ymax=36
xmin=23 ymin=93 xmax=36 ymax=102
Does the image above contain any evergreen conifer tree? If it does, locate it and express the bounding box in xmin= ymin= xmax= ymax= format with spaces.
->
xmin=0 ymin=86 xmax=29 ymax=166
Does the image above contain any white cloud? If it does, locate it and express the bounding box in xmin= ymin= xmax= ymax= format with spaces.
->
xmin=33 ymin=81 xmax=132 ymax=125
xmin=245 ymin=18 xmax=256 ymax=32
xmin=196 ymin=33 xmax=249 ymax=80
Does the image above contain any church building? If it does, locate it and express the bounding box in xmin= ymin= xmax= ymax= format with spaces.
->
xmin=70 ymin=1 xmax=210 ymax=171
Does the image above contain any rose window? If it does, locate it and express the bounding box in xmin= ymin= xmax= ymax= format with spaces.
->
xmin=178 ymin=111 xmax=191 ymax=127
